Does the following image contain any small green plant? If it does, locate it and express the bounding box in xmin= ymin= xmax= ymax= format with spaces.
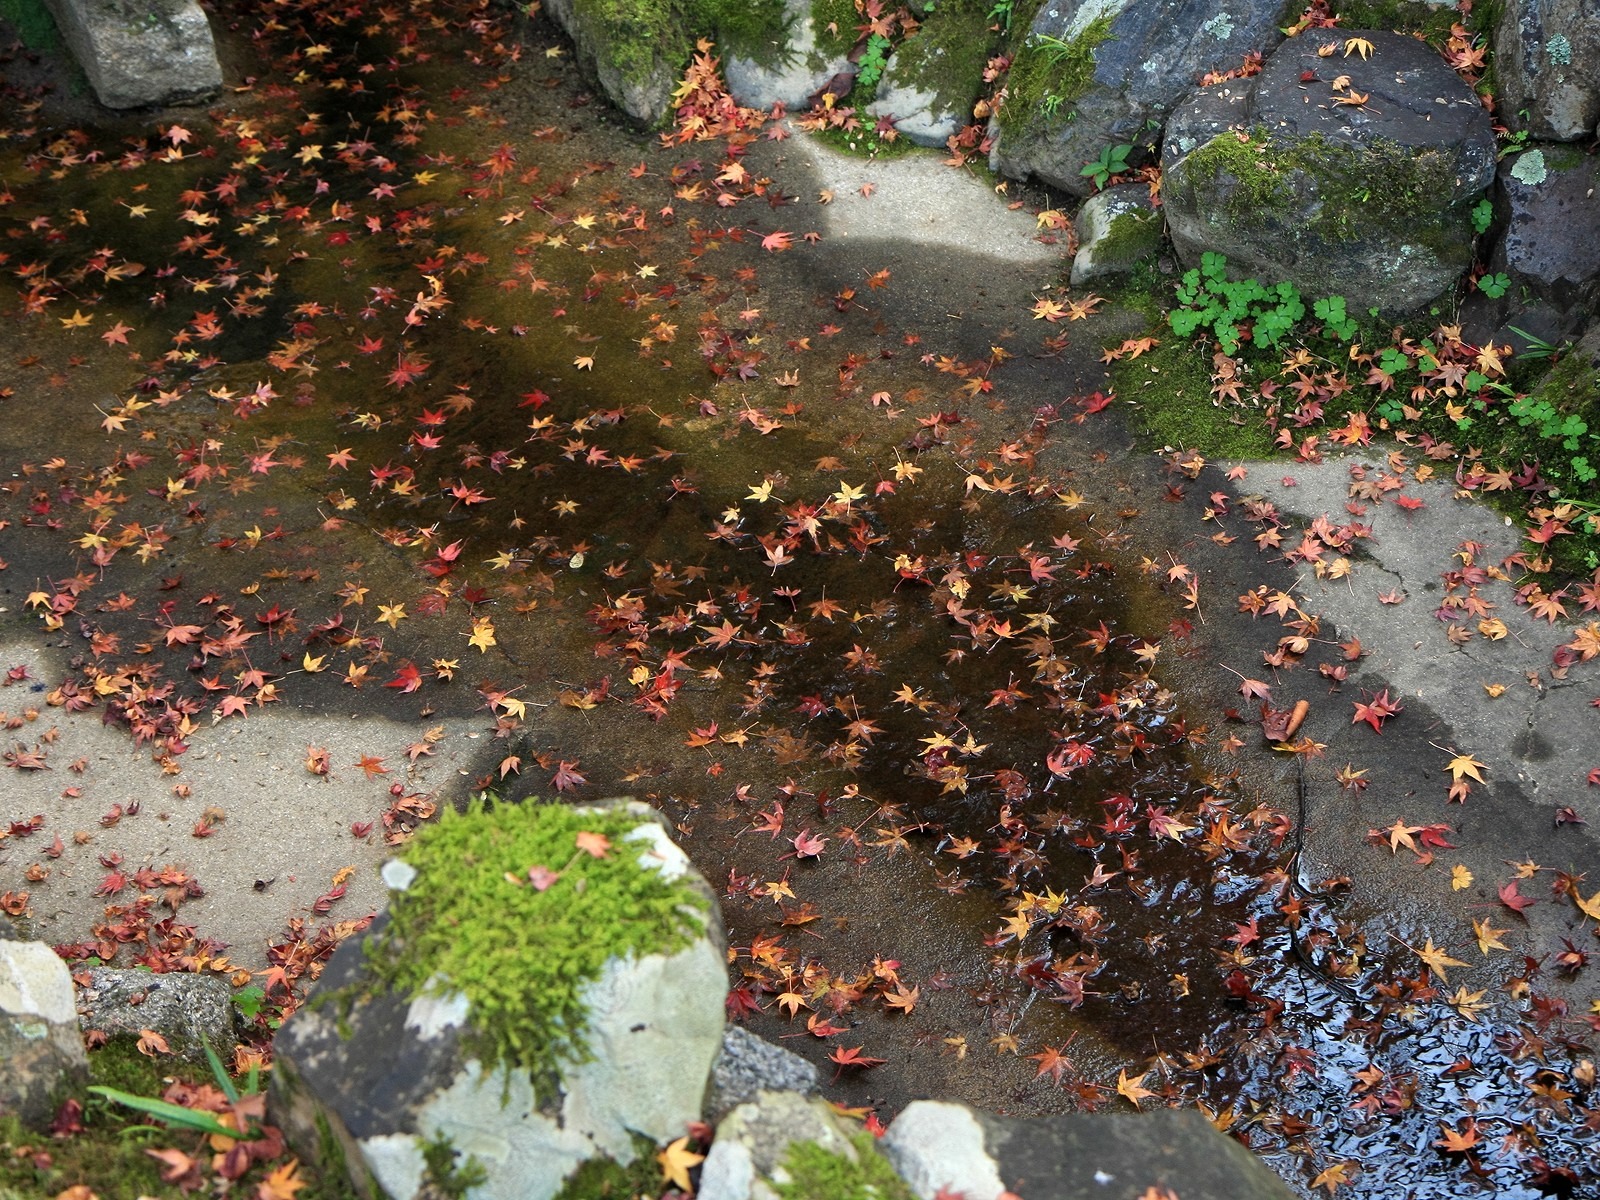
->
xmin=1509 ymin=391 xmax=1589 ymax=449
xmin=1476 ymin=272 xmax=1512 ymax=298
xmin=1080 ymin=142 xmax=1132 ymax=189
xmin=1470 ymin=197 xmax=1493 ymax=234
xmin=1312 ymin=295 xmax=1357 ymax=341
xmin=986 ymin=0 xmax=1013 ymax=31
xmin=421 ymin=1132 xmax=489 ymax=1198
xmin=855 ymin=32 xmax=892 ymax=93
xmin=89 ymin=1034 xmax=261 ymax=1140
xmin=1507 ymin=326 xmax=1567 ymax=361
xmin=1169 ymin=252 xmax=1311 ymax=355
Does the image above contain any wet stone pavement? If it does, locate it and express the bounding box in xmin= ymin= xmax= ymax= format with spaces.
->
xmin=0 ymin=2 xmax=1595 ymax=1196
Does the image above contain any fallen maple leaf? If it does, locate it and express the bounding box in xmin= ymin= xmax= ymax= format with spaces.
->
xmin=657 ymin=1136 xmax=704 ymax=1192
xmin=575 ymin=830 xmax=610 ymax=858
xmin=1115 ymin=1068 xmax=1158 ymax=1109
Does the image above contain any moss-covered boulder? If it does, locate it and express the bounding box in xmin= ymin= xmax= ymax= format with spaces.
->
xmin=1494 ymin=0 xmax=1600 ymax=142
xmin=1070 ymin=182 xmax=1162 ymax=286
xmin=1161 ymin=30 xmax=1495 ymax=314
xmin=268 ymin=798 xmax=727 ymax=1200
xmin=866 ymin=0 xmax=994 ymax=148
xmin=1 ymin=940 xmax=88 ymax=1128
xmin=988 ymin=0 xmax=1285 ymax=196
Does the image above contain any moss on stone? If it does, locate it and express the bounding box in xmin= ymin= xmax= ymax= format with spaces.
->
xmin=891 ymin=0 xmax=996 ymax=115
xmin=1181 ymin=128 xmax=1471 ymax=248
xmin=773 ymin=1135 xmax=918 ymax=1200
xmin=569 ymin=0 xmax=689 ymax=88
xmin=998 ymin=13 xmax=1115 ymax=134
xmin=691 ymin=0 xmax=793 ymax=65
xmin=811 ymin=0 xmax=861 ymax=58
xmin=1094 ymin=207 xmax=1162 ymax=267
xmin=1325 ymin=0 xmax=1459 ymax=45
xmin=550 ymin=1134 xmax=662 ymax=1199
xmin=366 ymin=797 xmax=709 ymax=1087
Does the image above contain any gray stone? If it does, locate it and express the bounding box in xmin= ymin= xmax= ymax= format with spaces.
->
xmin=724 ymin=0 xmax=848 ymax=112
xmin=1070 ymin=182 xmax=1161 ymax=286
xmin=0 ymin=940 xmax=87 ymax=1128
xmin=42 ymin=0 xmax=220 ymax=110
xmin=1494 ymin=0 xmax=1600 ymax=141
xmin=543 ymin=0 xmax=682 ymax=127
xmin=882 ymin=1100 xmax=1295 ymax=1200
xmin=698 ymin=1090 xmax=859 ymax=1200
xmin=989 ymin=0 xmax=1284 ymax=196
xmin=707 ymin=1025 xmax=819 ymax=1117
xmin=269 ymin=801 xmax=727 ymax=1200
xmin=1496 ymin=143 xmax=1600 ymax=316
xmin=76 ymin=967 xmax=235 ymax=1062
xmin=1162 ymin=30 xmax=1496 ymax=314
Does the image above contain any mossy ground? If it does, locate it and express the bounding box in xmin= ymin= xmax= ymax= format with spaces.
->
xmin=0 ymin=1039 xmax=358 ymax=1200
xmin=0 ymin=0 xmax=56 ymax=49
xmin=1107 ymin=259 xmax=1600 ymax=576
xmin=367 ymin=797 xmax=709 ymax=1086
xmin=566 ymin=0 xmax=789 ymax=90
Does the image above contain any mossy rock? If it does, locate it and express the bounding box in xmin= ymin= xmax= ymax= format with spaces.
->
xmin=1071 ymin=183 xmax=1163 ymax=285
xmin=1162 ymin=30 xmax=1495 ymax=314
xmin=270 ymin=798 xmax=728 ymax=1200
xmin=988 ymin=0 xmax=1286 ymax=196
xmin=867 ymin=0 xmax=997 ymax=147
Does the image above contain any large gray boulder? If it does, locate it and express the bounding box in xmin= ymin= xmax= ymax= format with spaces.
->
xmin=989 ymin=0 xmax=1284 ymax=195
xmin=880 ymin=1100 xmax=1295 ymax=1200
xmin=42 ymin=0 xmax=221 ymax=109
xmin=76 ymin=967 xmax=236 ymax=1063
xmin=269 ymin=800 xmax=727 ymax=1200
xmin=1161 ymin=30 xmax=1496 ymax=314
xmin=1 ymin=940 xmax=87 ymax=1127
xmin=1494 ymin=0 xmax=1600 ymax=141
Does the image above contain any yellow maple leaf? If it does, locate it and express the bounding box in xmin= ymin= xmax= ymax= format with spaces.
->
xmin=1574 ymin=888 xmax=1600 ymax=922
xmin=1445 ymin=752 xmax=1486 ymax=784
xmin=657 ymin=1137 xmax=704 ymax=1193
xmin=59 ymin=309 xmax=93 ymax=328
xmin=1344 ymin=36 xmax=1375 ymax=58
xmin=1310 ymin=1160 xmax=1358 ymax=1193
xmin=1116 ymin=1068 xmax=1158 ymax=1109
xmin=1473 ymin=917 xmax=1510 ymax=955
xmin=1450 ymin=864 xmax=1473 ymax=891
xmin=302 ymin=652 xmax=326 ymax=673
xmin=1414 ymin=937 xmax=1470 ymax=982
xmin=467 ymin=618 xmax=497 ymax=652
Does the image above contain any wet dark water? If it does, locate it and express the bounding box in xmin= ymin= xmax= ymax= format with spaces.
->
xmin=0 ymin=2 xmax=1594 ymax=1195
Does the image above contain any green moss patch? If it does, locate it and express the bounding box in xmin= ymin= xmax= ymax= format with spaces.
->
xmin=691 ymin=0 xmax=792 ymax=65
xmin=1111 ymin=334 xmax=1277 ymax=458
xmin=998 ymin=13 xmax=1114 ymax=133
xmin=367 ymin=798 xmax=709 ymax=1083
xmin=891 ymin=0 xmax=996 ymax=115
xmin=0 ymin=0 xmax=58 ymax=51
xmin=1182 ymin=129 xmax=1470 ymax=246
xmin=1094 ymin=208 xmax=1163 ymax=268
xmin=773 ymin=1135 xmax=918 ymax=1200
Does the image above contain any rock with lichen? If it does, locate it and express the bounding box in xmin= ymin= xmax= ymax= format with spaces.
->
xmin=42 ymin=0 xmax=221 ymax=109
xmin=1494 ymin=0 xmax=1600 ymax=142
xmin=1161 ymin=30 xmax=1495 ymax=314
xmin=1 ymin=939 xmax=88 ymax=1128
xmin=268 ymin=797 xmax=726 ymax=1200
xmin=988 ymin=0 xmax=1285 ymax=196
